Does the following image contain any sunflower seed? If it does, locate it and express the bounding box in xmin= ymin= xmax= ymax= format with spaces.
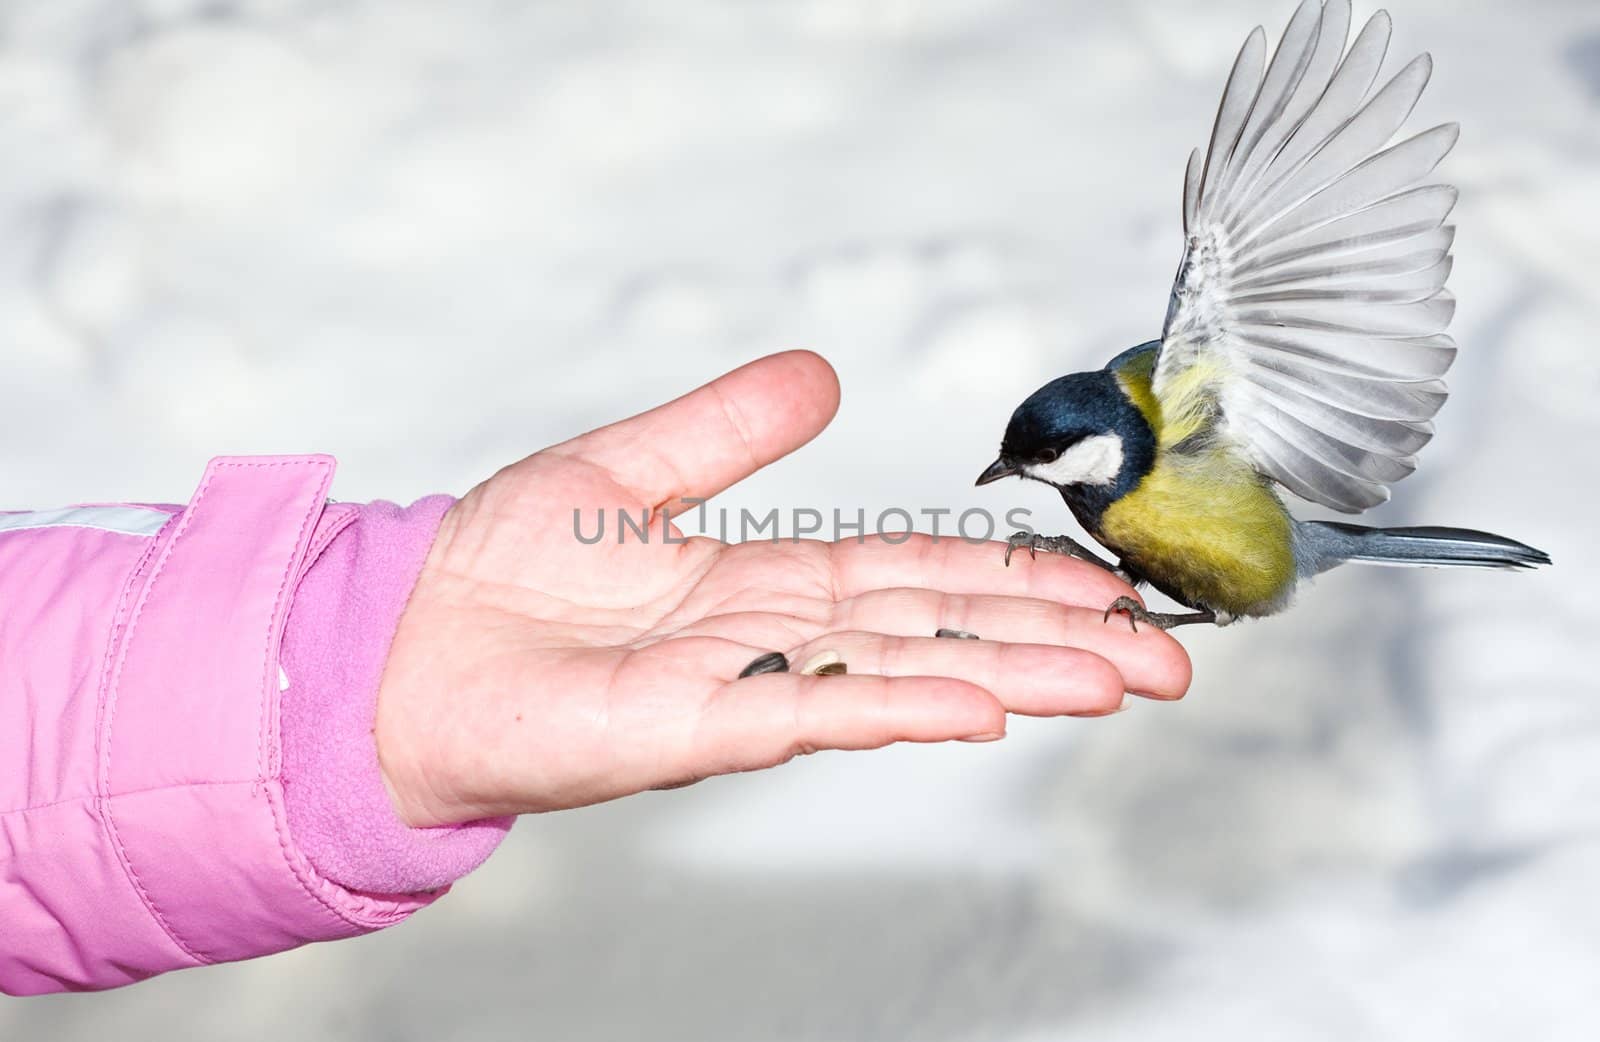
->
xmin=935 ymin=628 xmax=980 ymax=640
xmin=738 ymin=651 xmax=790 ymax=678
xmin=813 ymin=661 xmax=848 ymax=676
xmin=799 ymin=650 xmax=843 ymax=675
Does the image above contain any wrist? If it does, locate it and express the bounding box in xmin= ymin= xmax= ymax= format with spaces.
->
xmin=372 ymin=504 xmax=473 ymax=829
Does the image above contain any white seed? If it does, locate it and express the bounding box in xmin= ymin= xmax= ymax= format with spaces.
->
xmin=799 ymin=650 xmax=843 ymax=675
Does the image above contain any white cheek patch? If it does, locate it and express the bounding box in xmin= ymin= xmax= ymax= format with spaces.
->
xmin=1024 ymin=433 xmax=1125 ymax=487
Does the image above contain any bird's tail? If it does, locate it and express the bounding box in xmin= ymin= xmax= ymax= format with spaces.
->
xmin=1298 ymin=521 xmax=1551 ymax=575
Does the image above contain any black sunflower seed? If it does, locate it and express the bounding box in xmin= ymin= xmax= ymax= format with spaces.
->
xmin=935 ymin=628 xmax=980 ymax=640
xmin=738 ymin=651 xmax=790 ymax=678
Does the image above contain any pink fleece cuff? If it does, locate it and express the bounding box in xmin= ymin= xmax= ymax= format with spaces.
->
xmin=279 ymin=495 xmax=512 ymax=894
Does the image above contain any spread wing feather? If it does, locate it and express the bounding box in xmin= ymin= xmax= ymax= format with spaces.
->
xmin=1155 ymin=0 xmax=1458 ymax=512
xmin=1235 ymin=226 xmax=1454 ymax=291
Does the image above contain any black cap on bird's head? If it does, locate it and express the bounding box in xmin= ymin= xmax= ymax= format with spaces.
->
xmin=976 ymin=369 xmax=1156 ymax=515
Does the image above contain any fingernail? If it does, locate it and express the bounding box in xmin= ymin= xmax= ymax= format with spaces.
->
xmin=1069 ymin=694 xmax=1133 ymax=718
xmin=960 ymin=731 xmax=1005 ymax=742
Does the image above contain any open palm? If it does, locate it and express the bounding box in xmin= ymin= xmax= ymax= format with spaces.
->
xmin=376 ymin=352 xmax=1191 ymax=827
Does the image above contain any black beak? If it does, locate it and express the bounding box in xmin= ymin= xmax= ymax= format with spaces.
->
xmin=975 ymin=458 xmax=1019 ymax=486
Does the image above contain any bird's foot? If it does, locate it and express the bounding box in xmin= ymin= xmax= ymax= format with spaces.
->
xmin=1102 ymin=596 xmax=1218 ymax=632
xmin=1004 ymin=531 xmax=1129 ymax=580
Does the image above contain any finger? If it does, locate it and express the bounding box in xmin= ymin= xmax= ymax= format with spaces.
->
xmin=827 ymin=533 xmax=1140 ymax=611
xmin=832 ymin=588 xmax=1193 ymax=700
xmin=693 ymin=674 xmax=1007 ymax=775
xmin=789 ymin=633 xmax=1127 ymax=717
xmin=556 ymin=350 xmax=841 ymax=504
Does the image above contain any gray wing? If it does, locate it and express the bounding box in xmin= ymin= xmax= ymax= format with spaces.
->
xmin=1155 ymin=0 xmax=1458 ymax=513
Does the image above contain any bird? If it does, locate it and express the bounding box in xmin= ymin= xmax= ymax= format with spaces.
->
xmin=975 ymin=0 xmax=1550 ymax=630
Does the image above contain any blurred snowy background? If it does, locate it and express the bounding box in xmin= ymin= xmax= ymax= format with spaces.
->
xmin=3 ymin=0 xmax=1597 ymax=1037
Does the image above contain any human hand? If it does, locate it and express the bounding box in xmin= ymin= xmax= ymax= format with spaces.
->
xmin=375 ymin=352 xmax=1191 ymax=826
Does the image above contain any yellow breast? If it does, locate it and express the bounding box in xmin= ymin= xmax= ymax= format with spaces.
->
xmin=1097 ymin=449 xmax=1297 ymax=616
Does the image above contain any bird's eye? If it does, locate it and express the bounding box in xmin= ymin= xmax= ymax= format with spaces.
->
xmin=1035 ymin=447 xmax=1060 ymax=464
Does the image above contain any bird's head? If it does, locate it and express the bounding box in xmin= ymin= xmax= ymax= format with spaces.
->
xmin=976 ymin=370 xmax=1155 ymax=508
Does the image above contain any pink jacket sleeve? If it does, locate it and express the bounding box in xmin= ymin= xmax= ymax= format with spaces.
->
xmin=0 ymin=455 xmax=511 ymax=995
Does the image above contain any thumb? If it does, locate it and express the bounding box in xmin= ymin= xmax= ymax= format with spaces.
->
xmin=555 ymin=350 xmax=841 ymax=506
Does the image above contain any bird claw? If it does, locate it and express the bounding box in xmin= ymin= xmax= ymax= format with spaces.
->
xmin=1104 ymin=596 xmax=1157 ymax=632
xmin=1003 ymin=531 xmax=1040 ymax=566
xmin=1102 ymin=596 xmax=1219 ymax=631
xmin=1004 ymin=531 xmax=1126 ymax=578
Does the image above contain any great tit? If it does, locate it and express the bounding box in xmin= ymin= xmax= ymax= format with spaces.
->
xmin=977 ymin=0 xmax=1550 ymax=630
